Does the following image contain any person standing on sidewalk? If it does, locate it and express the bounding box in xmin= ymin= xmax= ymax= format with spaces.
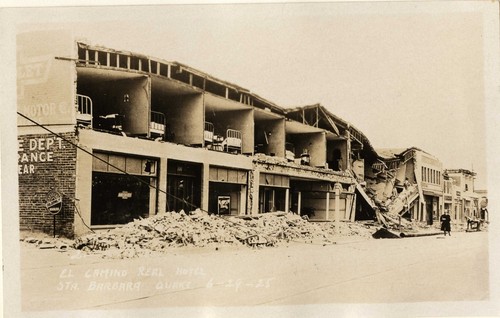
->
xmin=440 ymin=210 xmax=451 ymax=236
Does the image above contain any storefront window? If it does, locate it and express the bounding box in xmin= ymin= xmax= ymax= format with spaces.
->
xmin=259 ymin=187 xmax=286 ymax=213
xmin=91 ymin=152 xmax=157 ymax=226
xmin=91 ymin=172 xmax=152 ymax=225
xmin=209 ymin=182 xmax=242 ymax=215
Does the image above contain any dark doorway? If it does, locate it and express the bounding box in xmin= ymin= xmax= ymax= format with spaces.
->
xmin=425 ymin=197 xmax=433 ymax=225
xmin=331 ymin=148 xmax=341 ymax=171
xmin=167 ymin=160 xmax=202 ymax=212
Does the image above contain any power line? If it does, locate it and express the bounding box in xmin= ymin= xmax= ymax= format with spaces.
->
xmin=16 ymin=112 xmax=265 ymax=236
xmin=17 ymin=112 xmax=349 ymax=246
xmin=17 ymin=111 xmax=163 ymax=195
xmin=18 ymin=112 xmax=349 ymax=245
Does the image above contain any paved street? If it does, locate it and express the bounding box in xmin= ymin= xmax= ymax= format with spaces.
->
xmin=20 ymin=231 xmax=490 ymax=316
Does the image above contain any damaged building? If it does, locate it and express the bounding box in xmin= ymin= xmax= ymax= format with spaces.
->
xmin=17 ymin=30 xmax=384 ymax=237
xmin=16 ymin=30 xmax=486 ymax=238
xmin=362 ymin=148 xmax=488 ymax=230
xmin=361 ymin=147 xmax=444 ymax=227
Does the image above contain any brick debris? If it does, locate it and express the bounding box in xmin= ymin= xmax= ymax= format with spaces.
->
xmin=68 ymin=210 xmax=374 ymax=258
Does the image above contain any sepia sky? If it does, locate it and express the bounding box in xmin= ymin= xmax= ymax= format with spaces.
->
xmin=3 ymin=1 xmax=499 ymax=189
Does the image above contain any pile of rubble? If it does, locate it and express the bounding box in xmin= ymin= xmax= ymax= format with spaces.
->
xmin=317 ymin=221 xmax=375 ymax=239
xmin=73 ymin=210 xmax=357 ymax=258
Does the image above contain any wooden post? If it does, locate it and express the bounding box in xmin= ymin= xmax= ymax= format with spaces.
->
xmin=350 ymin=193 xmax=357 ymax=222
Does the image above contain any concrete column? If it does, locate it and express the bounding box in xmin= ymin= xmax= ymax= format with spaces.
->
xmin=285 ymin=188 xmax=290 ymax=213
xmin=149 ymin=177 xmax=157 ymax=217
xmin=239 ymin=185 xmax=247 ymax=216
xmin=251 ymin=170 xmax=260 ymax=215
xmin=297 ymin=191 xmax=302 ymax=216
xmin=202 ymin=162 xmax=210 ymax=212
xmin=271 ymin=190 xmax=276 ymax=211
xmin=74 ymin=147 xmax=93 ymax=236
xmin=157 ymin=158 xmax=168 ymax=213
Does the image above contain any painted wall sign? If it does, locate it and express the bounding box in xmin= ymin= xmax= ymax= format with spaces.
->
xmin=45 ymin=189 xmax=63 ymax=215
xmin=18 ymin=136 xmax=63 ymax=174
xmin=17 ymin=30 xmax=76 ymax=126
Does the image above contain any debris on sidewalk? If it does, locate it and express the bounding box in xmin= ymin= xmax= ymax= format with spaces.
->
xmin=70 ymin=209 xmax=374 ymax=258
xmin=20 ymin=233 xmax=74 ymax=250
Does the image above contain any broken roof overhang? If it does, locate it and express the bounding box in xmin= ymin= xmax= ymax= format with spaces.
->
xmin=355 ymin=183 xmax=376 ymax=211
xmin=287 ymin=104 xmax=378 ymax=155
xmin=77 ymin=41 xmax=379 ymax=154
xmin=285 ymin=119 xmax=329 ymax=135
xmin=376 ymin=148 xmax=408 ymax=160
xmin=376 ymin=146 xmax=437 ymax=160
xmin=77 ymin=42 xmax=285 ymax=114
xmin=254 ymin=107 xmax=284 ymax=121
xmin=286 ymin=104 xmax=344 ymax=134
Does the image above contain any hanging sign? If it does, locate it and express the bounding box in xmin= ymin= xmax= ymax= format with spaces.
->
xmin=45 ymin=189 xmax=63 ymax=215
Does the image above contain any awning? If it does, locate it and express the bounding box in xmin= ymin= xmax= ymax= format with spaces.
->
xmin=423 ymin=190 xmax=443 ymax=197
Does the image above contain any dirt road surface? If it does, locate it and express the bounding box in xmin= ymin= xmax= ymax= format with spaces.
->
xmin=18 ymin=231 xmax=495 ymax=317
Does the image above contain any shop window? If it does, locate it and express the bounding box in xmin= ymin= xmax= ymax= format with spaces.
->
xmin=259 ymin=187 xmax=286 ymax=213
xmin=209 ymin=182 xmax=242 ymax=215
xmin=91 ymin=172 xmax=152 ymax=225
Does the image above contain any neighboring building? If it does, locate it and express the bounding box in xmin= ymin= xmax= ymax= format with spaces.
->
xmin=445 ymin=169 xmax=479 ymax=222
xmin=443 ymin=173 xmax=456 ymax=220
xmin=18 ymin=30 xmax=380 ymax=237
